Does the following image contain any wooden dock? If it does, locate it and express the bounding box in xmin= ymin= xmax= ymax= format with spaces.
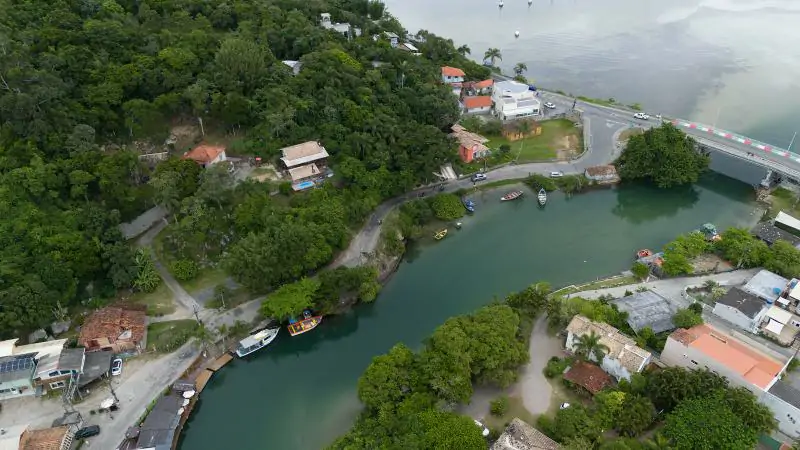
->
xmin=207 ymin=353 xmax=233 ymax=372
xmin=194 ymin=353 xmax=234 ymax=393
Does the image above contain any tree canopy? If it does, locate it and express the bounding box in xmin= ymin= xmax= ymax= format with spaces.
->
xmin=615 ymin=123 xmax=710 ymax=188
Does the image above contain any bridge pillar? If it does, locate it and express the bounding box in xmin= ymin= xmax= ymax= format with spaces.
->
xmin=760 ymin=170 xmax=774 ymax=189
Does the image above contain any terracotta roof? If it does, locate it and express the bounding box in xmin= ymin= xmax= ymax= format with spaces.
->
xmin=450 ymin=124 xmax=490 ymax=153
xmin=20 ymin=426 xmax=70 ymax=450
xmin=441 ymin=66 xmax=465 ymax=77
xmin=280 ymin=141 xmax=329 ymax=168
xmin=566 ymin=315 xmax=651 ymax=375
xmin=183 ymin=144 xmax=225 ymax=164
xmin=79 ymin=305 xmax=147 ymax=348
xmin=563 ymin=361 xmax=613 ymax=394
xmin=585 ymin=165 xmax=618 ymax=177
xmin=474 ymin=79 xmax=494 ymax=89
xmin=463 ymin=96 xmax=493 ymax=109
xmin=491 ymin=418 xmax=559 ymax=450
xmin=668 ymin=324 xmax=785 ymax=389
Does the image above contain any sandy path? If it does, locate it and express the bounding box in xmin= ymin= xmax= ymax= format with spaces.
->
xmin=514 ymin=315 xmax=564 ymax=415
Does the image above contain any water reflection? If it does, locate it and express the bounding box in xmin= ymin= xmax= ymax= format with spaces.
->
xmin=611 ymin=183 xmax=700 ymax=224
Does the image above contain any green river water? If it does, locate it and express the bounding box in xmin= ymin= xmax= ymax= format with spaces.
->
xmin=179 ymin=173 xmax=760 ymax=450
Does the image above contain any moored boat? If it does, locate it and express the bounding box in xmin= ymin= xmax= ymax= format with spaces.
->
xmin=637 ymin=249 xmax=652 ymax=259
xmin=537 ymin=188 xmax=547 ymax=206
xmin=288 ymin=310 xmax=323 ymax=337
xmin=434 ymin=229 xmax=448 ymax=240
xmin=235 ymin=322 xmax=280 ymax=357
xmin=501 ymin=191 xmax=523 ymax=201
xmin=462 ymin=198 xmax=476 ymax=213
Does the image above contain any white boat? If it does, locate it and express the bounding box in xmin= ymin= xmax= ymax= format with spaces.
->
xmin=537 ymin=188 xmax=547 ymax=206
xmin=235 ymin=325 xmax=280 ymax=357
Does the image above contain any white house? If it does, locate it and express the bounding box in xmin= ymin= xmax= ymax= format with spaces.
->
xmin=282 ymin=60 xmax=303 ymax=76
xmin=441 ymin=66 xmax=465 ymax=96
xmin=491 ymin=80 xmax=540 ymax=121
xmin=565 ymin=315 xmax=651 ymax=381
xmin=711 ymin=287 xmax=769 ymax=334
xmin=320 ymin=13 xmax=361 ymax=38
xmin=760 ymin=380 xmax=800 ymax=438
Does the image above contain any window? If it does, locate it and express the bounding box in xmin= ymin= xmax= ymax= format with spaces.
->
xmin=47 ymin=370 xmax=60 ymax=377
xmin=691 ymin=360 xmax=698 ymax=365
xmin=49 ymin=381 xmax=66 ymax=389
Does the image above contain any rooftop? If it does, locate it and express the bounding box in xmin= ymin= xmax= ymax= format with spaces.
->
xmin=78 ymin=305 xmax=147 ymax=349
xmin=0 ymin=352 xmax=37 ymax=383
xmin=20 ymin=426 xmax=70 ymax=450
xmin=491 ymin=418 xmax=560 ymax=450
xmin=2 ymin=339 xmax=69 ymax=376
xmin=78 ymin=351 xmax=113 ymax=387
xmin=474 ymin=79 xmax=494 ymax=89
xmin=0 ymin=424 xmax=28 ymax=450
xmin=463 ymin=96 xmax=492 ymax=109
xmin=136 ymin=393 xmax=184 ymax=449
xmin=182 ymin=144 xmax=225 ymax=165
xmin=441 ymin=66 xmax=465 ymax=78
xmin=288 ymin=163 xmax=321 ymax=182
xmin=775 ymin=211 xmax=800 ymax=235
xmin=669 ymin=324 xmax=785 ymax=389
xmin=768 ymin=379 xmax=800 ymax=409
xmin=716 ymin=287 xmax=767 ymax=319
xmin=585 ymin=165 xmax=619 ymax=177
xmin=563 ymin=361 xmax=613 ymax=394
xmin=494 ymin=80 xmax=530 ymax=95
xmin=566 ymin=315 xmax=652 ymax=374
xmin=450 ymin=125 xmax=490 ymax=153
xmin=280 ymin=141 xmax=329 ymax=168
xmin=743 ymin=269 xmax=788 ymax=301
xmin=753 ymin=222 xmax=800 ymax=246
xmin=611 ymin=290 xmax=677 ymax=334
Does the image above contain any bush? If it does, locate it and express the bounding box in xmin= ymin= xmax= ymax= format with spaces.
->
xmin=490 ymin=395 xmax=509 ymax=416
xmin=544 ymin=356 xmax=569 ymax=378
xmin=525 ymin=174 xmax=557 ymax=191
xmin=170 ymin=259 xmax=198 ymax=281
xmin=688 ymin=302 xmax=703 ymax=315
xmin=278 ymin=181 xmax=292 ymax=195
xmin=673 ymin=308 xmax=703 ymax=329
xmin=430 ymin=193 xmax=465 ymax=220
xmin=631 ymin=262 xmax=649 ymax=280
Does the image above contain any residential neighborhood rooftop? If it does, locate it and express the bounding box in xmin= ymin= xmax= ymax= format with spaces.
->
xmin=563 ymin=361 xmax=613 ymax=394
xmin=611 ymin=290 xmax=677 ymax=334
xmin=78 ymin=350 xmax=112 ymax=386
xmin=769 ymin=379 xmax=800 ymax=409
xmin=136 ymin=392 xmax=184 ymax=449
xmin=495 ymin=79 xmax=530 ymax=95
xmin=775 ymin=211 xmax=800 ymax=235
xmin=19 ymin=425 xmax=71 ymax=450
xmin=463 ymin=96 xmax=492 ymax=109
xmin=490 ymin=418 xmax=559 ymax=450
xmin=441 ymin=66 xmax=465 ymax=77
xmin=753 ymin=222 xmax=800 ymax=246
xmin=474 ymin=79 xmax=494 ymax=89
xmin=78 ymin=305 xmax=147 ymax=349
xmin=743 ymin=269 xmax=788 ymax=301
xmin=182 ymin=144 xmax=225 ymax=165
xmin=280 ymin=141 xmax=329 ymax=168
xmin=566 ymin=315 xmax=652 ymax=374
xmin=288 ymin=163 xmax=321 ymax=182
xmin=0 ymin=353 xmax=37 ymax=383
xmin=716 ymin=287 xmax=767 ymax=319
xmin=0 ymin=424 xmax=28 ymax=450
xmin=669 ymin=324 xmax=785 ymax=389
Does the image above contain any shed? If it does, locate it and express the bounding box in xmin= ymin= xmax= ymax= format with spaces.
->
xmin=612 ymin=290 xmax=677 ymax=333
xmin=563 ymin=361 xmax=612 ymax=394
xmin=775 ymin=211 xmax=800 ymax=236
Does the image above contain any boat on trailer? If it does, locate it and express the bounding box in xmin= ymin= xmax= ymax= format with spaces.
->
xmin=501 ymin=191 xmax=523 ymax=201
xmin=288 ymin=310 xmax=323 ymax=337
xmin=537 ymin=188 xmax=547 ymax=206
xmin=235 ymin=321 xmax=280 ymax=357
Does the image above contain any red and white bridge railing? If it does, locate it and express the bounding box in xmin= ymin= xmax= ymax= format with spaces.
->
xmin=672 ymin=120 xmax=800 ymax=164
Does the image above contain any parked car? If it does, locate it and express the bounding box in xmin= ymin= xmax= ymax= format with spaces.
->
xmin=111 ymin=357 xmax=123 ymax=376
xmin=633 ymin=112 xmax=649 ymax=120
xmin=655 ymin=114 xmax=662 ymax=120
xmin=549 ymin=171 xmax=564 ymax=178
xmin=473 ymin=419 xmax=490 ymax=437
xmin=471 ymin=173 xmax=487 ymax=182
xmin=544 ymin=102 xmax=556 ymax=109
xmin=75 ymin=425 xmax=100 ymax=439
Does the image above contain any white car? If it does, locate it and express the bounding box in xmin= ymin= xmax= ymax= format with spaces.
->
xmin=471 ymin=173 xmax=487 ymax=182
xmin=633 ymin=112 xmax=650 ymax=120
xmin=473 ymin=419 xmax=490 ymax=437
xmin=111 ymin=357 xmax=123 ymax=376
xmin=544 ymin=102 xmax=556 ymax=109
xmin=549 ymin=171 xmax=564 ymax=178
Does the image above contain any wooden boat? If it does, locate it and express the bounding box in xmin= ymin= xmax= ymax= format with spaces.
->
xmin=637 ymin=249 xmax=652 ymax=259
xmin=537 ymin=188 xmax=547 ymax=206
xmin=500 ymin=191 xmax=523 ymax=201
xmin=288 ymin=311 xmax=323 ymax=337
xmin=235 ymin=323 xmax=280 ymax=357
xmin=434 ymin=229 xmax=448 ymax=240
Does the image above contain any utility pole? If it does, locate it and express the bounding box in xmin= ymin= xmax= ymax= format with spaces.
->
xmin=789 ymin=131 xmax=797 ymax=152
xmin=198 ymin=117 xmax=205 ymax=137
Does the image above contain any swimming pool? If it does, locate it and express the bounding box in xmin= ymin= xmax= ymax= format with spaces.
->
xmin=294 ymin=180 xmax=314 ymax=190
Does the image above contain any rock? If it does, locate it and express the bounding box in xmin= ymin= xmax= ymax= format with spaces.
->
xmin=28 ymin=329 xmax=49 ymax=343
xmin=51 ymin=320 xmax=72 ymax=336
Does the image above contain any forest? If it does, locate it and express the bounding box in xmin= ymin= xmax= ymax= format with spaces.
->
xmin=0 ymin=0 xmax=490 ymax=337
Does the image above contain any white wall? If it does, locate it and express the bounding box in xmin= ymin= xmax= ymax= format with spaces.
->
xmin=465 ymin=106 xmax=491 ymax=115
xmin=565 ymin=331 xmax=647 ymax=381
xmin=209 ymin=151 xmax=227 ymax=166
xmin=760 ymin=391 xmax=800 ymax=438
xmin=712 ymin=303 xmax=757 ymax=333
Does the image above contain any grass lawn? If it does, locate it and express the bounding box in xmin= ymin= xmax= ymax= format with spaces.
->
xmin=485 ymin=119 xmax=581 ymax=162
xmin=181 ymin=267 xmax=230 ymax=293
xmin=483 ymin=395 xmax=537 ymax=431
xmin=767 ymin=187 xmax=800 ymax=219
xmin=554 ymin=275 xmax=639 ymax=297
xmin=129 ymin=283 xmax=176 ymax=316
xmin=147 ymin=320 xmax=198 ymax=353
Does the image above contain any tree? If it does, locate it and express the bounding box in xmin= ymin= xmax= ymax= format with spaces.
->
xmin=513 ymin=62 xmax=528 ymax=76
xmin=358 ymin=343 xmax=420 ymax=411
xmin=169 ymin=259 xmax=198 ymax=281
xmin=615 ymin=123 xmax=710 ymax=188
xmin=197 ymin=163 xmax=235 ymax=210
xmin=573 ymin=331 xmax=610 ymax=362
xmin=766 ymin=239 xmax=800 ymax=278
xmin=213 ymin=284 xmax=232 ymax=309
xmin=259 ymin=278 xmax=319 ymax=321
xmin=663 ymin=397 xmax=757 ymax=450
xmin=551 ymin=404 xmax=601 ymax=442
xmin=133 ymin=249 xmax=161 ymax=293
xmin=631 ymin=262 xmax=649 ymax=280
xmin=594 ymin=390 xmax=627 ymax=429
xmin=484 ymin=48 xmax=502 ymax=66
xmin=723 ymin=386 xmax=776 ymax=434
xmin=616 ymin=395 xmax=655 ymax=436
xmin=661 ymin=250 xmax=693 ymax=276
xmin=490 ymin=395 xmax=509 ymax=416
xmin=715 ymin=227 xmax=770 ymax=268
xmin=457 ymin=45 xmax=471 ymax=56
xmin=644 ymin=433 xmax=673 ymax=450
xmin=150 ymin=170 xmax=183 ymax=218
xmin=672 ymin=308 xmax=703 ymax=329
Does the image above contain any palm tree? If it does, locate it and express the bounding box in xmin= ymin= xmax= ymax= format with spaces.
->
xmin=513 ymin=62 xmax=527 ymax=76
xmin=484 ymin=48 xmax=502 ymax=66
xmin=457 ymin=45 xmax=471 ymax=56
xmin=573 ymin=331 xmax=610 ymax=362
xmin=644 ymin=432 xmax=673 ymax=450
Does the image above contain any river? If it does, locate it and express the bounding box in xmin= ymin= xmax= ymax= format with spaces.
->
xmin=179 ymin=174 xmax=759 ymax=450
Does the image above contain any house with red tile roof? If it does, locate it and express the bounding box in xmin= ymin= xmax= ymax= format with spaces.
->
xmin=462 ymin=96 xmax=493 ymax=115
xmin=441 ymin=66 xmax=466 ymax=96
xmin=563 ymin=361 xmax=613 ymax=395
xmin=451 ymin=124 xmax=490 ymax=164
xmin=78 ymin=305 xmax=147 ymax=354
xmin=19 ymin=425 xmax=74 ymax=450
xmin=182 ymin=144 xmax=227 ymax=167
xmin=473 ymin=79 xmax=494 ymax=93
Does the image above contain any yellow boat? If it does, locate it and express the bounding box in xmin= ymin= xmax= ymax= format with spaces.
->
xmin=434 ymin=229 xmax=448 ymax=240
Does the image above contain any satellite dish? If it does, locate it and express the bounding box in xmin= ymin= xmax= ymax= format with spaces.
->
xmin=515 ymin=31 xmax=520 ymax=38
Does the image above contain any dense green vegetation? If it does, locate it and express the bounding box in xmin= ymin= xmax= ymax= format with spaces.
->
xmin=615 ymin=123 xmax=710 ymax=188
xmin=0 ymin=0 xmax=492 ymax=337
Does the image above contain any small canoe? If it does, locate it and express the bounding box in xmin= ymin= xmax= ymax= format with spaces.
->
xmin=288 ymin=315 xmax=323 ymax=337
xmin=637 ymin=249 xmax=652 ymax=259
xmin=434 ymin=229 xmax=448 ymax=240
xmin=537 ymin=188 xmax=547 ymax=206
xmin=501 ymin=191 xmax=523 ymax=201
